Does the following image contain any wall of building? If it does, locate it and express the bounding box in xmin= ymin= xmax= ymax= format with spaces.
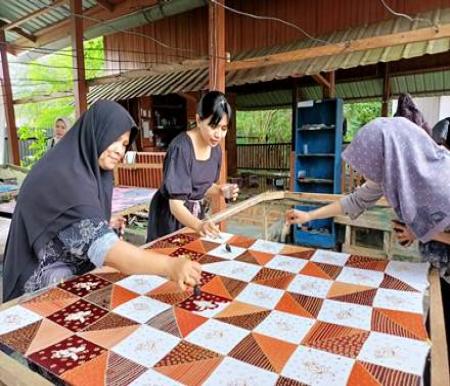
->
xmin=104 ymin=0 xmax=450 ymax=73
xmin=392 ymin=95 xmax=450 ymax=127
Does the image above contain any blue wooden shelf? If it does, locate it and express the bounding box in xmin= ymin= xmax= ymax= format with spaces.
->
xmin=293 ymin=99 xmax=343 ymax=249
xmin=298 ymin=153 xmax=335 ymax=157
xmin=297 ymin=178 xmax=334 ymax=184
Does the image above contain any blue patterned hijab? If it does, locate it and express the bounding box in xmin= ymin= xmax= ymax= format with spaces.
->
xmin=342 ymin=117 xmax=450 ymax=242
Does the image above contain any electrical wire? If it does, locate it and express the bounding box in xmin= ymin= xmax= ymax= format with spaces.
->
xmin=378 ymin=0 xmax=437 ymax=28
xmin=208 ymin=0 xmax=330 ymax=45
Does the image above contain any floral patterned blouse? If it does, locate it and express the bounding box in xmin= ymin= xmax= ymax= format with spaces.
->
xmin=24 ymin=218 xmax=118 ymax=293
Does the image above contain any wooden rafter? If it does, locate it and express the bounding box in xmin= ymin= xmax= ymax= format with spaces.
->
xmin=0 ymin=20 xmax=36 ymax=43
xmin=9 ymin=0 xmax=160 ymax=55
xmin=96 ymin=0 xmax=116 ymax=12
xmin=13 ymin=91 xmax=74 ymax=105
xmin=3 ymin=0 xmax=67 ymax=31
xmin=228 ymin=24 xmax=450 ymax=72
xmin=312 ymin=73 xmax=330 ymax=89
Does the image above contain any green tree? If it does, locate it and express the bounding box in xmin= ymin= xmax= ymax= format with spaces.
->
xmin=343 ymin=102 xmax=382 ymax=142
xmin=236 ymin=109 xmax=291 ymax=144
xmin=14 ymin=38 xmax=105 ymax=166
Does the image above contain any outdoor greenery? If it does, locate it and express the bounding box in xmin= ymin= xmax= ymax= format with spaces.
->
xmin=13 ymin=38 xmax=105 ymax=166
xmin=12 ymin=36 xmax=382 ymax=166
xmin=343 ymin=101 xmax=382 ymax=142
xmin=236 ymin=109 xmax=292 ymax=144
xmin=236 ymin=101 xmax=382 ymax=144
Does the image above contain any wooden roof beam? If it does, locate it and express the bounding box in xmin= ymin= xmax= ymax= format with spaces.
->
xmin=312 ymin=73 xmax=330 ymax=89
xmin=0 ymin=20 xmax=37 ymax=43
xmin=96 ymin=0 xmax=116 ymax=12
xmin=4 ymin=0 xmax=67 ymax=31
xmin=228 ymin=24 xmax=450 ymax=72
xmin=13 ymin=91 xmax=74 ymax=105
xmin=10 ymin=0 xmax=160 ymax=55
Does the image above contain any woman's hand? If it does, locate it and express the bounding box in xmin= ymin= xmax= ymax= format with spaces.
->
xmin=109 ymin=215 xmax=126 ymax=238
xmin=285 ymin=209 xmax=311 ymax=225
xmin=220 ymin=183 xmax=239 ymax=202
xmin=392 ymin=221 xmax=415 ymax=247
xmin=197 ymin=220 xmax=220 ymax=237
xmin=168 ymin=256 xmax=202 ymax=291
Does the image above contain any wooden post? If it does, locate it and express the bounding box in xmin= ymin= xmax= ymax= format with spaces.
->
xmin=226 ymin=92 xmax=237 ymax=177
xmin=323 ymin=71 xmax=336 ymax=99
xmin=430 ymin=269 xmax=450 ymax=386
xmin=290 ymin=79 xmax=299 ymax=191
xmin=70 ymin=0 xmax=88 ymax=118
xmin=209 ymin=0 xmax=226 ymax=212
xmin=381 ymin=63 xmax=390 ymax=117
xmin=0 ymin=29 xmax=20 ymax=165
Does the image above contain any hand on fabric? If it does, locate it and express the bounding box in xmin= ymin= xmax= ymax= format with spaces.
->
xmin=109 ymin=215 xmax=126 ymax=239
xmin=285 ymin=209 xmax=311 ymax=225
xmin=392 ymin=221 xmax=415 ymax=247
xmin=168 ymin=256 xmax=202 ymax=291
xmin=197 ymin=220 xmax=220 ymax=237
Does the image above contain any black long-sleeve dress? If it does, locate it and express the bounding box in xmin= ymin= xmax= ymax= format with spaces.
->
xmin=146 ymin=132 xmax=221 ymax=242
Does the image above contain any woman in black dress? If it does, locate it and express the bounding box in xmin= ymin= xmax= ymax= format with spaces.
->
xmin=147 ymin=91 xmax=238 ymax=242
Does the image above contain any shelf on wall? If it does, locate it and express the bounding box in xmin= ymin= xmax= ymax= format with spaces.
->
xmin=298 ymin=153 xmax=335 ymax=157
xmin=297 ymin=126 xmax=335 ymax=131
xmin=297 ymin=178 xmax=334 ymax=184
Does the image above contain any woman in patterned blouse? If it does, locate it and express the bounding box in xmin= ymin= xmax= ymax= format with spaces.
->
xmin=2 ymin=100 xmax=201 ymax=302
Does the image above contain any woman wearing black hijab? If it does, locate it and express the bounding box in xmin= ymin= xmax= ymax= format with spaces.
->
xmin=2 ymin=100 xmax=201 ymax=302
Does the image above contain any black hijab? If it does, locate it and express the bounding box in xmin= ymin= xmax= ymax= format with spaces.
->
xmin=3 ymin=100 xmax=137 ymax=302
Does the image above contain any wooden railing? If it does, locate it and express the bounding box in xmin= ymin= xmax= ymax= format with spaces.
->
xmin=114 ymin=152 xmax=166 ymax=188
xmin=341 ymin=161 xmax=364 ymax=193
xmin=237 ymin=143 xmax=291 ymax=170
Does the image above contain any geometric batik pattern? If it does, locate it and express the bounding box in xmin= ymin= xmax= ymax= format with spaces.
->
xmin=0 ymin=231 xmax=431 ymax=385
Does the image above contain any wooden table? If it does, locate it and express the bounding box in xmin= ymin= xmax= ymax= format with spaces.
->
xmin=0 ymin=191 xmax=448 ymax=385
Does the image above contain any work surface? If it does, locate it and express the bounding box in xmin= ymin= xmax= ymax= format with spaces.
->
xmin=0 ymin=232 xmax=431 ymax=385
xmin=0 ymin=186 xmax=155 ymax=218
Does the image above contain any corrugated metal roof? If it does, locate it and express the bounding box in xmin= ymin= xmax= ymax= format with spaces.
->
xmin=226 ymin=7 xmax=450 ymax=87
xmin=236 ymin=70 xmax=450 ymax=110
xmin=87 ymin=68 xmax=209 ymax=103
xmin=88 ymin=7 xmax=450 ymax=104
xmin=0 ymin=0 xmax=97 ymax=43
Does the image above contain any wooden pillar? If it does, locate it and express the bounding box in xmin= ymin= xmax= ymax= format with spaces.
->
xmin=323 ymin=71 xmax=336 ymax=99
xmin=290 ymin=79 xmax=299 ymax=191
xmin=70 ymin=0 xmax=87 ymax=118
xmin=381 ymin=63 xmax=390 ymax=117
xmin=225 ymin=92 xmax=237 ymax=177
xmin=0 ymin=29 xmax=20 ymax=165
xmin=209 ymin=0 xmax=226 ymax=212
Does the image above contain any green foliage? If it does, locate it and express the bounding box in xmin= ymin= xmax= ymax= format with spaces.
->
xmin=343 ymin=101 xmax=382 ymax=142
xmin=236 ymin=109 xmax=292 ymax=144
xmin=13 ymin=38 xmax=105 ymax=167
xmin=17 ymin=125 xmax=48 ymax=167
xmin=236 ymin=102 xmax=382 ymax=145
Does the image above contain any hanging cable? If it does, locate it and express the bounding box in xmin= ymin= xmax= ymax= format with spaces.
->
xmin=208 ymin=0 xmax=330 ymax=45
xmin=378 ymin=0 xmax=437 ymax=29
